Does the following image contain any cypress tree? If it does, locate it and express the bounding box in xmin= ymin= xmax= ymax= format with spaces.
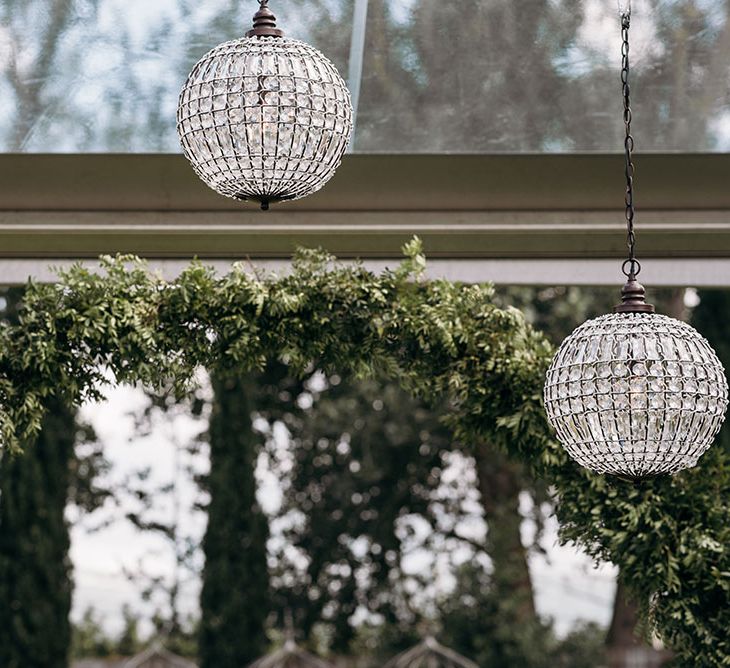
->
xmin=693 ymin=289 xmax=730 ymax=368
xmin=693 ymin=289 xmax=730 ymax=449
xmin=0 ymin=290 xmax=74 ymax=667
xmin=199 ymin=372 xmax=269 ymax=667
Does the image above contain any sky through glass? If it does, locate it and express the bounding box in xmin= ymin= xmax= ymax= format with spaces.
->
xmin=1 ymin=0 xmax=729 ymax=152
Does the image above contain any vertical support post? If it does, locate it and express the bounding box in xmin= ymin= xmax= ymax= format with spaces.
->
xmin=347 ymin=0 xmax=369 ymax=151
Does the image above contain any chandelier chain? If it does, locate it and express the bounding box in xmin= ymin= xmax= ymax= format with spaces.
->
xmin=621 ymin=11 xmax=639 ymax=280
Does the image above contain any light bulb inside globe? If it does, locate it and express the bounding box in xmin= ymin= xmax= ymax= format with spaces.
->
xmin=176 ymin=1 xmax=353 ymax=210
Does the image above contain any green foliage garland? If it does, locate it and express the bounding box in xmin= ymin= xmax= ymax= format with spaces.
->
xmin=0 ymin=239 xmax=728 ymax=666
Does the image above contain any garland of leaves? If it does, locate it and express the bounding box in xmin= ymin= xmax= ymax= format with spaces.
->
xmin=0 ymin=238 xmax=727 ymax=666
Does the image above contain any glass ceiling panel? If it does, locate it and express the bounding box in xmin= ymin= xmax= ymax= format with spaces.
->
xmin=1 ymin=0 xmax=729 ymax=153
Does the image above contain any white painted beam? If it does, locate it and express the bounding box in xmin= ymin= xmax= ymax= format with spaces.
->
xmin=3 ymin=154 xmax=730 ymax=266
xmin=2 ymin=258 xmax=729 ymax=287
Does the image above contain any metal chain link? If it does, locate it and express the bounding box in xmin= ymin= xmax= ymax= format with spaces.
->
xmin=621 ymin=11 xmax=640 ymax=280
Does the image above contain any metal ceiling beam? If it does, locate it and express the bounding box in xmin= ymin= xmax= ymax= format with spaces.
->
xmin=4 ymin=153 xmax=730 ymax=213
xmin=1 ymin=153 xmax=730 ymax=284
xmin=2 ymin=209 xmax=730 ymax=258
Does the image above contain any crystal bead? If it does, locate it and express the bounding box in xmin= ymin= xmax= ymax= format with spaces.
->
xmin=645 ymin=337 xmax=659 ymax=359
xmin=262 ymin=76 xmax=279 ymax=91
xmin=666 ymin=361 xmax=680 ymax=376
xmin=615 ymin=337 xmax=629 ymax=358
xmin=279 ymin=76 xmax=295 ymax=92
xmin=649 ymin=393 xmax=664 ymax=409
xmin=586 ymin=338 xmax=600 ymax=362
xmin=612 ymin=362 xmax=629 ymax=377
xmin=616 ymin=410 xmax=630 ymax=434
xmin=630 ymin=377 xmax=647 ymax=393
xmin=246 ymin=107 xmax=262 ymax=123
xmin=648 ymin=361 xmax=663 ymax=376
xmin=631 ymin=337 xmax=646 ymax=359
xmin=631 ymin=392 xmax=648 ymax=410
xmin=596 ymin=378 xmax=611 ymax=394
xmin=675 ymin=339 xmax=691 ymax=361
xmin=648 ymin=413 xmax=662 ymax=440
xmin=649 ymin=377 xmax=665 ymax=393
xmin=279 ymin=92 xmax=296 ymax=107
xmin=615 ymin=378 xmax=629 ymax=393
xmin=632 ymin=362 xmax=648 ymax=376
xmin=586 ymin=413 xmax=602 ymax=437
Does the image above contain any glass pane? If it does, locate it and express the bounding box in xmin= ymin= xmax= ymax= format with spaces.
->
xmin=1 ymin=0 xmax=729 ymax=153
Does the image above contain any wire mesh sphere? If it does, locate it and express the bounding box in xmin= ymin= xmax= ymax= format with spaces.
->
xmin=177 ymin=36 xmax=353 ymax=208
xmin=544 ymin=312 xmax=728 ymax=477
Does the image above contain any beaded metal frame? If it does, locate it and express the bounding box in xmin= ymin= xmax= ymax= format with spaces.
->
xmin=177 ymin=36 xmax=353 ymax=209
xmin=544 ymin=313 xmax=729 ymax=477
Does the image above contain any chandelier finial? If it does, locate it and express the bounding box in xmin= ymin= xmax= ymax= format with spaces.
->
xmin=247 ymin=0 xmax=284 ymax=38
xmin=614 ymin=275 xmax=654 ymax=313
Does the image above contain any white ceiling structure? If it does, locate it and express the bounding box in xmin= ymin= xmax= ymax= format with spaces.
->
xmin=1 ymin=153 xmax=729 ymax=285
xmin=2 ymin=1 xmax=730 ymax=285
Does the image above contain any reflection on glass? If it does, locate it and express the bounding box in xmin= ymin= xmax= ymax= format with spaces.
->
xmin=1 ymin=0 xmax=729 ymax=153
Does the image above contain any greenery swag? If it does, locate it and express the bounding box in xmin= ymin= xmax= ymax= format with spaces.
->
xmin=0 ymin=239 xmax=727 ymax=667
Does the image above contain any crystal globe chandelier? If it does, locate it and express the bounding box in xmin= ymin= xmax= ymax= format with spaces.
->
xmin=177 ymin=0 xmax=353 ymax=210
xmin=544 ymin=6 xmax=728 ymax=478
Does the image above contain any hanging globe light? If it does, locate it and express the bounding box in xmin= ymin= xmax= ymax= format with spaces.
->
xmin=177 ymin=0 xmax=353 ymax=210
xmin=544 ymin=9 xmax=728 ymax=478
